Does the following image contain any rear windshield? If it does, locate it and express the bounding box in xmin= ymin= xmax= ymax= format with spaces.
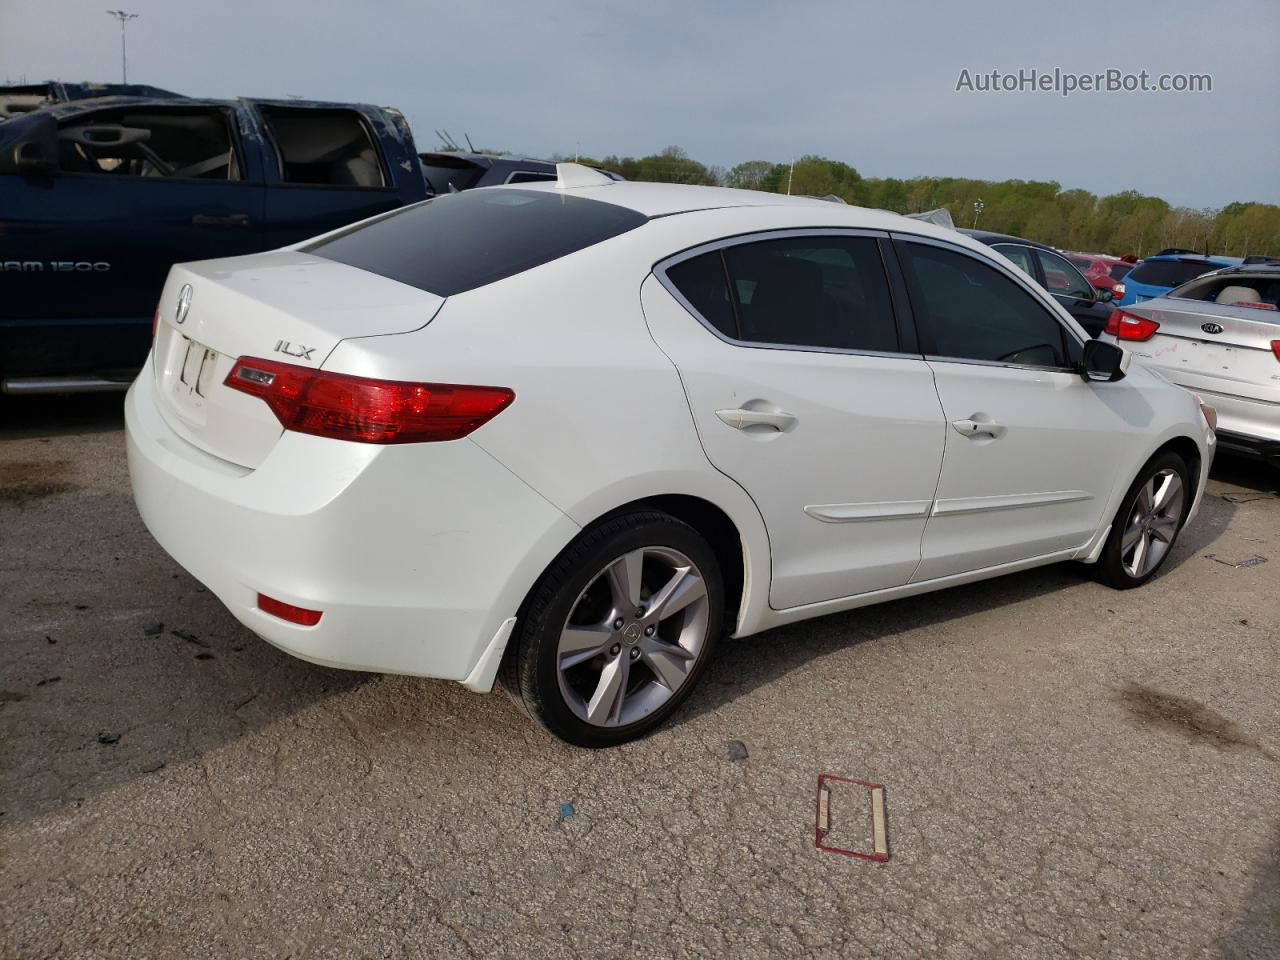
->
xmin=1109 ymin=263 xmax=1133 ymax=281
xmin=418 ymin=153 xmax=486 ymax=195
xmin=1127 ymin=259 xmax=1216 ymax=288
xmin=306 ymin=188 xmax=647 ymax=296
xmin=1168 ymin=273 xmax=1280 ymax=308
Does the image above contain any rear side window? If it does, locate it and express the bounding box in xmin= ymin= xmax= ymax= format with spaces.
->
xmin=991 ymin=243 xmax=1035 ymax=277
xmin=1128 ymin=259 xmax=1216 ymax=288
xmin=665 ymin=252 xmax=736 ymax=337
xmin=506 ymin=171 xmax=557 ymax=184
xmin=666 ymin=236 xmax=899 ymax=353
xmin=419 ymin=153 xmax=485 ymax=194
xmin=307 ymin=188 xmax=647 ymax=296
xmin=1109 ymin=263 xmax=1133 ymax=282
xmin=899 ymin=242 xmax=1072 ymax=368
xmin=260 ymin=107 xmax=386 ymax=188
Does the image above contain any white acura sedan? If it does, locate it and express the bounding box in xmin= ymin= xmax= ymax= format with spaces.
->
xmin=127 ymin=165 xmax=1215 ymax=746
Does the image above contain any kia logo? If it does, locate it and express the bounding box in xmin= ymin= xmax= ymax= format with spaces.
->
xmin=1201 ymin=322 xmax=1223 ymax=335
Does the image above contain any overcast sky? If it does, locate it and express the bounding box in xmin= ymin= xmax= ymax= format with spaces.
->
xmin=2 ymin=0 xmax=1276 ymax=208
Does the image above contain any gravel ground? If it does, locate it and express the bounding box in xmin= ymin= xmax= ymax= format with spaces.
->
xmin=1 ymin=395 xmax=1277 ymax=959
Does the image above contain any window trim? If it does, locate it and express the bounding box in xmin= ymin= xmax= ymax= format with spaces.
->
xmin=890 ymin=233 xmax=1086 ymax=375
xmin=654 ymin=227 xmax=921 ymax=361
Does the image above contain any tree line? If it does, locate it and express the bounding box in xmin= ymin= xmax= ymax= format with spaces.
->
xmin=555 ymin=146 xmax=1280 ymax=259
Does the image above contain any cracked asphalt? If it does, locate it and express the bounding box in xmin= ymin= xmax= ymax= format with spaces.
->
xmin=2 ymin=395 xmax=1278 ymax=959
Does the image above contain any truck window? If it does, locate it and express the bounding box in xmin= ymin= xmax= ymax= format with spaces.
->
xmin=56 ymin=107 xmax=241 ymax=180
xmin=258 ymin=107 xmax=387 ymax=188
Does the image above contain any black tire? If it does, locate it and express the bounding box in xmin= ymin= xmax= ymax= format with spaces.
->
xmin=1094 ymin=450 xmax=1191 ymax=590
xmin=503 ymin=510 xmax=724 ymax=748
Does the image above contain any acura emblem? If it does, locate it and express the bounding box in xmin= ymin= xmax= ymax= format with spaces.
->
xmin=175 ymin=284 xmax=193 ymax=325
xmin=1201 ymin=321 xmax=1223 ymax=335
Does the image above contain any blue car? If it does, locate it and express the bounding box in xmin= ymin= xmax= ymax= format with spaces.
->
xmin=1117 ymin=250 xmax=1243 ymax=306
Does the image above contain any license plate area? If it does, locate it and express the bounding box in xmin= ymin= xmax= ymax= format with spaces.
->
xmin=1177 ymin=341 xmax=1237 ymax=375
xmin=171 ymin=336 xmax=221 ymax=419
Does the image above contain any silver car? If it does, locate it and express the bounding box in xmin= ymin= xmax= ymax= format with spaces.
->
xmin=1103 ymin=263 xmax=1280 ymax=466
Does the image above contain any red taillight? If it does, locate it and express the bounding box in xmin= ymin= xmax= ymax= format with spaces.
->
xmin=1271 ymin=340 xmax=1280 ymax=362
xmin=257 ymin=593 xmax=322 ymax=626
xmin=1236 ymin=301 xmax=1277 ymax=312
xmin=1104 ymin=308 xmax=1160 ymax=342
xmin=1113 ymin=282 xmax=1126 ymax=299
xmin=223 ymin=357 xmax=514 ymax=444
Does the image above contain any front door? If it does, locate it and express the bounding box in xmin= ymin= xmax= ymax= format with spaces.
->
xmin=643 ymin=232 xmax=946 ymax=609
xmin=894 ymin=236 xmax=1122 ymax=581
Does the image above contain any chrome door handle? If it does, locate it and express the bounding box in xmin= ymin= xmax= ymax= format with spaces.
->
xmin=951 ymin=418 xmax=1005 ymax=438
xmin=715 ymin=407 xmax=797 ymax=431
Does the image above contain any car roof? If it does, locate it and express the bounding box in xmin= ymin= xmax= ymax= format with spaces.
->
xmin=1139 ymin=252 xmax=1241 ymax=265
xmin=957 ymin=228 xmax=1057 ymax=252
xmin=505 ymin=179 xmax=963 ymax=234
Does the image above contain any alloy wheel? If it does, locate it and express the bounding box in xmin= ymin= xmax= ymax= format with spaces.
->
xmin=1120 ymin=467 xmax=1184 ymax=578
xmin=555 ymin=546 xmax=711 ymax=728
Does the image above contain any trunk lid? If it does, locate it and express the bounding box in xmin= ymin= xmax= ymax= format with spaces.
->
xmin=1124 ymin=298 xmax=1280 ymax=400
xmin=151 ymin=250 xmax=443 ymax=468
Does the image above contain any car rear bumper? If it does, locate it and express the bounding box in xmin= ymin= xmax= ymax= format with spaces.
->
xmin=1214 ymin=429 xmax=1280 ymax=466
xmin=125 ymin=360 xmax=579 ymax=684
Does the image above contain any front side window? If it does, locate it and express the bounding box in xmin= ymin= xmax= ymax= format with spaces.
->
xmin=666 ymin=235 xmax=899 ymax=353
xmin=259 ymin=107 xmax=386 ymax=188
xmin=1036 ymin=249 xmax=1094 ymax=299
xmin=56 ymin=107 xmax=240 ymax=180
xmin=900 ymin=242 xmax=1073 ymax=369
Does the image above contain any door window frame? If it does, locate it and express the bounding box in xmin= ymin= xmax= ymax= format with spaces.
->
xmin=891 ymin=233 xmax=1086 ymax=375
xmin=654 ymin=228 xmax=922 ymax=360
xmin=1031 ymin=246 xmax=1096 ymax=302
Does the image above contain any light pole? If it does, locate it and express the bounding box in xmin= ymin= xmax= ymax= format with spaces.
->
xmin=106 ymin=10 xmax=139 ymax=84
xmin=972 ymin=198 xmax=985 ymax=229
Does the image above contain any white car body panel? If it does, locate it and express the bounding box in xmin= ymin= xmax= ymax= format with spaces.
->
xmin=125 ymin=178 xmax=1215 ymax=692
xmin=641 ymin=272 xmax=947 ymax=608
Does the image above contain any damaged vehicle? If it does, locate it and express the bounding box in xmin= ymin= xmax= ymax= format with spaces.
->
xmin=0 ymin=94 xmax=427 ymax=393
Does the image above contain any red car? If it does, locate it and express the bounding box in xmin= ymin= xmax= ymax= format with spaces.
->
xmin=1066 ymin=252 xmax=1134 ymax=300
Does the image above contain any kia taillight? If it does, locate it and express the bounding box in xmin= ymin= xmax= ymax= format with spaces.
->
xmin=1104 ymin=309 xmax=1160 ymax=342
xmin=224 ymin=357 xmax=514 ymax=444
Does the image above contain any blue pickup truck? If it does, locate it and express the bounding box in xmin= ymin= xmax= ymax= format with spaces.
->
xmin=0 ymin=94 xmax=429 ymax=393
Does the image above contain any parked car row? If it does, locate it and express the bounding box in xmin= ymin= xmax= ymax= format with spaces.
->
xmin=1103 ymin=261 xmax=1280 ymax=465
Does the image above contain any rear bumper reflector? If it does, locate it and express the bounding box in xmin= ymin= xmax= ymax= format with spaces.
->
xmin=257 ymin=593 xmax=323 ymax=626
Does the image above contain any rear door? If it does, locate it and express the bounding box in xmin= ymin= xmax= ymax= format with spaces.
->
xmin=895 ymin=236 xmax=1123 ymax=581
xmin=0 ymin=103 xmax=265 ymax=377
xmin=643 ymin=230 xmax=946 ymax=609
xmin=255 ymin=103 xmax=414 ymax=246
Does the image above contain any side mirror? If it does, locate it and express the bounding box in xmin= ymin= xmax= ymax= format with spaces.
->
xmin=13 ymin=140 xmax=56 ymax=176
xmin=1080 ymin=339 xmax=1129 ymax=383
xmin=1094 ymin=287 xmax=1115 ymax=304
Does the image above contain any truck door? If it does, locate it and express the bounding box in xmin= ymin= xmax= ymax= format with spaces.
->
xmin=0 ymin=103 xmax=265 ymax=379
